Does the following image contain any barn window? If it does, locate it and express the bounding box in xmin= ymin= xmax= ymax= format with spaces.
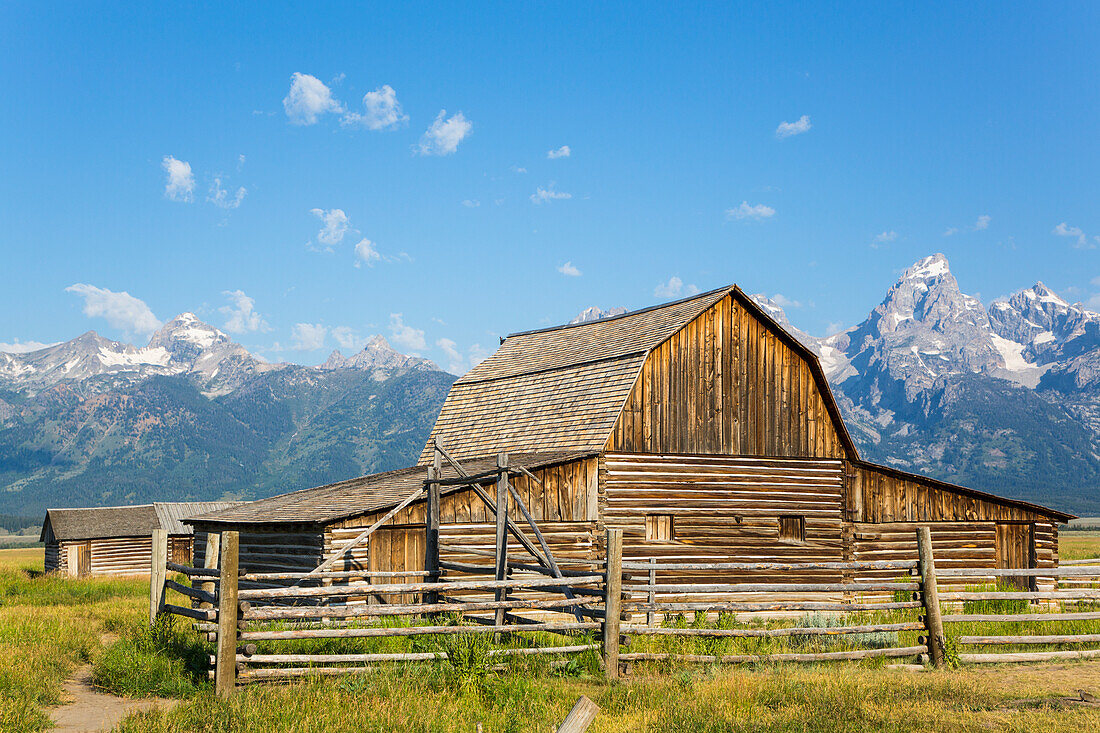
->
xmin=646 ymin=514 xmax=674 ymax=542
xmin=779 ymin=516 xmax=805 ymax=543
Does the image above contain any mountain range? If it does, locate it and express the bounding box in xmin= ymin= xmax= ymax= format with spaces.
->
xmin=2 ymin=253 xmax=1098 ymax=519
xmin=0 ymin=318 xmax=454 ymax=517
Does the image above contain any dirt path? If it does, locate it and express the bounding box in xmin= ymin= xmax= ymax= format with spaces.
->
xmin=49 ymin=665 xmax=178 ymax=733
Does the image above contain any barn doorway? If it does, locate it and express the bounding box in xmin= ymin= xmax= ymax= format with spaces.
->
xmin=995 ymin=523 xmax=1035 ymax=591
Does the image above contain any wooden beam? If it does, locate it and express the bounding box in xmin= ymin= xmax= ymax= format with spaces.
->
xmin=149 ymin=528 xmax=168 ymax=625
xmin=215 ymin=531 xmax=239 ymax=699
xmin=201 ymin=532 xmax=220 ymax=610
xmin=917 ymin=526 xmax=945 ymax=669
xmin=494 ymin=453 xmax=509 ymax=628
xmin=557 ymin=696 xmax=600 ymax=733
xmin=603 ymin=528 xmax=623 ymax=680
xmin=425 ymin=444 xmax=442 ymax=605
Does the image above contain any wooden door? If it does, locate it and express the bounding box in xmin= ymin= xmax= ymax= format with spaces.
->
xmin=74 ymin=542 xmax=91 ymax=577
xmin=171 ymin=537 xmax=192 ymax=565
xmin=995 ymin=523 xmax=1033 ymax=590
xmin=369 ymin=527 xmax=424 ymax=603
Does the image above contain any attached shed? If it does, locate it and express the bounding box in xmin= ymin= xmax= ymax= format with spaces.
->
xmin=191 ymin=285 xmax=1073 ymax=585
xmin=42 ymin=501 xmax=243 ymax=577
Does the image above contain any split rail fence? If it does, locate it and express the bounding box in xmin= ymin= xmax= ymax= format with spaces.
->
xmin=151 ymin=524 xmax=1100 ymax=697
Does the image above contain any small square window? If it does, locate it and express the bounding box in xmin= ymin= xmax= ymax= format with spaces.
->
xmin=779 ymin=516 xmax=805 ymax=543
xmin=646 ymin=514 xmax=674 ymax=542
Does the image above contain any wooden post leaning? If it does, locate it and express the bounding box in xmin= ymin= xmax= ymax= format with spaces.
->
xmin=200 ymin=532 xmax=220 ymax=610
xmin=916 ymin=527 xmax=946 ymax=668
xmin=215 ymin=531 xmax=240 ymax=699
xmin=603 ymin=528 xmax=623 ymax=680
xmin=149 ymin=528 xmax=168 ymax=625
xmin=494 ymin=453 xmax=509 ymax=628
xmin=425 ymin=445 xmax=442 ymax=606
xmin=557 ymin=695 xmax=600 ymax=732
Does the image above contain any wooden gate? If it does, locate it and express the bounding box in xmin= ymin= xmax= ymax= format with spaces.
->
xmin=995 ymin=523 xmax=1034 ymax=590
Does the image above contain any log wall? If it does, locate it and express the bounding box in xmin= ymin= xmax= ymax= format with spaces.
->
xmin=606 ymin=294 xmax=847 ymax=459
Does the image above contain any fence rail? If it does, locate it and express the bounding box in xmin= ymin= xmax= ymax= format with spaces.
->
xmin=150 ymin=524 xmax=1100 ymax=696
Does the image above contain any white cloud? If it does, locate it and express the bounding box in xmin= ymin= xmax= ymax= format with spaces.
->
xmin=973 ymin=214 xmax=991 ymax=231
xmin=775 ymin=115 xmax=812 ymax=139
xmin=162 ymin=156 xmax=194 ymax=202
xmin=654 ymin=276 xmax=699 ymax=299
xmin=208 ymin=177 xmax=247 ymax=209
xmin=354 ymin=238 xmax=382 ymax=267
xmin=283 ymin=72 xmax=343 ymax=125
xmin=389 ymin=313 xmax=426 ymax=351
xmin=530 ymin=185 xmax=572 ymax=204
xmin=0 ymin=339 xmax=57 ymax=354
xmin=331 ymin=326 xmax=368 ymax=351
xmin=237 ymin=154 xmax=246 ymax=170
xmin=771 ymin=294 xmax=802 ymax=308
xmin=726 ymin=201 xmax=775 ymax=220
xmin=510 ymin=166 xmax=527 ymax=174
xmin=342 ymin=84 xmax=408 ymax=130
xmin=943 ymin=227 xmax=959 ymax=237
xmin=309 ymin=208 xmax=350 ymax=250
xmin=557 ymin=261 xmax=582 ymax=277
xmin=290 ymin=322 xmax=328 ymax=351
xmin=547 ymin=145 xmax=571 ymax=159
xmin=871 ymin=230 xmax=898 ymax=248
xmin=219 ymin=290 xmax=269 ymax=334
xmin=1053 ymin=222 xmax=1097 ymax=249
xmin=416 ymin=110 xmax=472 ymax=156
xmin=436 ymin=337 xmax=463 ymax=372
xmin=461 ymin=199 xmax=480 ymax=208
xmin=66 ymin=283 xmax=161 ymax=336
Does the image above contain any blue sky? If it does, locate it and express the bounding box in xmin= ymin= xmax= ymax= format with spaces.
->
xmin=2 ymin=2 xmax=1098 ymax=372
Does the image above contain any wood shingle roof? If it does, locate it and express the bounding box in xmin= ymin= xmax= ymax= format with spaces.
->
xmin=419 ymin=286 xmax=735 ymax=463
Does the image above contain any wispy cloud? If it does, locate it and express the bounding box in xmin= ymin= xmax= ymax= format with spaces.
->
xmin=547 ymin=145 xmax=571 ymax=159
xmin=308 ymin=208 xmax=350 ymax=251
xmin=973 ymin=214 xmax=991 ymax=231
xmin=283 ymin=72 xmax=343 ymax=125
xmin=775 ymin=115 xmax=812 ymax=139
xmin=531 ymin=184 xmax=572 ymax=204
xmin=943 ymin=227 xmax=959 ymax=237
xmin=290 ymin=322 xmax=327 ymax=351
xmin=510 ymin=166 xmax=527 ymax=174
xmin=162 ymin=156 xmax=194 ymax=202
xmin=461 ymin=199 xmax=480 ymax=208
xmin=437 ymin=337 xmax=491 ymax=375
xmin=771 ymin=293 xmax=802 ymax=308
xmin=416 ymin=110 xmax=472 ymax=156
xmin=354 ymin=238 xmax=382 ymax=267
xmin=726 ymin=201 xmax=775 ymax=221
xmin=341 ymin=84 xmax=408 ymax=130
xmin=654 ymin=276 xmax=699 ymax=299
xmin=389 ymin=313 xmax=426 ymax=351
xmin=0 ymin=339 xmax=58 ymax=354
xmin=871 ymin=230 xmax=898 ymax=248
xmin=331 ymin=326 xmax=368 ymax=351
xmin=1053 ymin=222 xmax=1097 ymax=249
xmin=557 ymin=261 xmax=582 ymax=277
xmin=208 ymin=177 xmax=247 ymax=209
xmin=66 ymin=283 xmax=161 ymax=336
xmin=220 ymin=290 xmax=269 ymax=334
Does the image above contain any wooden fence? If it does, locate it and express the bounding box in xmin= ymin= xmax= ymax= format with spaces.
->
xmin=151 ymin=526 xmax=1100 ymax=697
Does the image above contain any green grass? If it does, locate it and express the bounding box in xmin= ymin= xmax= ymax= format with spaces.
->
xmin=92 ymin=614 xmax=211 ymax=699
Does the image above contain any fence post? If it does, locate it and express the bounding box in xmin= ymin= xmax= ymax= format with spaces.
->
xmin=200 ymin=532 xmax=220 ymax=609
xmin=603 ymin=528 xmax=623 ymax=680
xmin=647 ymin=557 xmax=656 ymax=627
xmin=494 ymin=452 xmax=509 ymax=627
xmin=149 ymin=528 xmax=168 ymax=624
xmin=215 ymin=531 xmax=240 ymax=699
xmin=916 ymin=527 xmax=946 ymax=668
xmin=425 ymin=445 xmax=442 ymax=605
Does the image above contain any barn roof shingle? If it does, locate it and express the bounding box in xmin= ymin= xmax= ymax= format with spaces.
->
xmin=154 ymin=502 xmax=247 ymax=535
xmin=41 ymin=504 xmax=160 ymax=542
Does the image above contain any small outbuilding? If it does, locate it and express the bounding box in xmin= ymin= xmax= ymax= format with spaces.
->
xmin=42 ymin=501 xmax=242 ymax=577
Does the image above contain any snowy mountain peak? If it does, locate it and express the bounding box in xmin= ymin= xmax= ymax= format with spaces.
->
xmin=905 ymin=253 xmax=950 ymax=281
xmin=148 ymin=313 xmax=230 ymax=354
xmin=321 ymin=335 xmax=440 ymax=378
xmin=569 ymin=306 xmax=628 ymax=324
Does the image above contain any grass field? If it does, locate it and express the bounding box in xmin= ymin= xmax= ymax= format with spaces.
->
xmin=6 ymin=542 xmax=1100 ymax=731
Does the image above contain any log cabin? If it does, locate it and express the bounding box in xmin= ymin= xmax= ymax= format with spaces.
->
xmin=190 ymin=285 xmax=1072 ymax=589
xmin=42 ymin=501 xmax=242 ymax=577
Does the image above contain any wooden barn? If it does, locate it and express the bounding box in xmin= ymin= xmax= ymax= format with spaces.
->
xmin=42 ymin=501 xmax=242 ymax=577
xmin=190 ymin=285 xmax=1072 ymax=587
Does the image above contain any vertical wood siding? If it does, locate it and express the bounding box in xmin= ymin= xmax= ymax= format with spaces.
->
xmin=606 ymin=294 xmax=846 ymax=459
